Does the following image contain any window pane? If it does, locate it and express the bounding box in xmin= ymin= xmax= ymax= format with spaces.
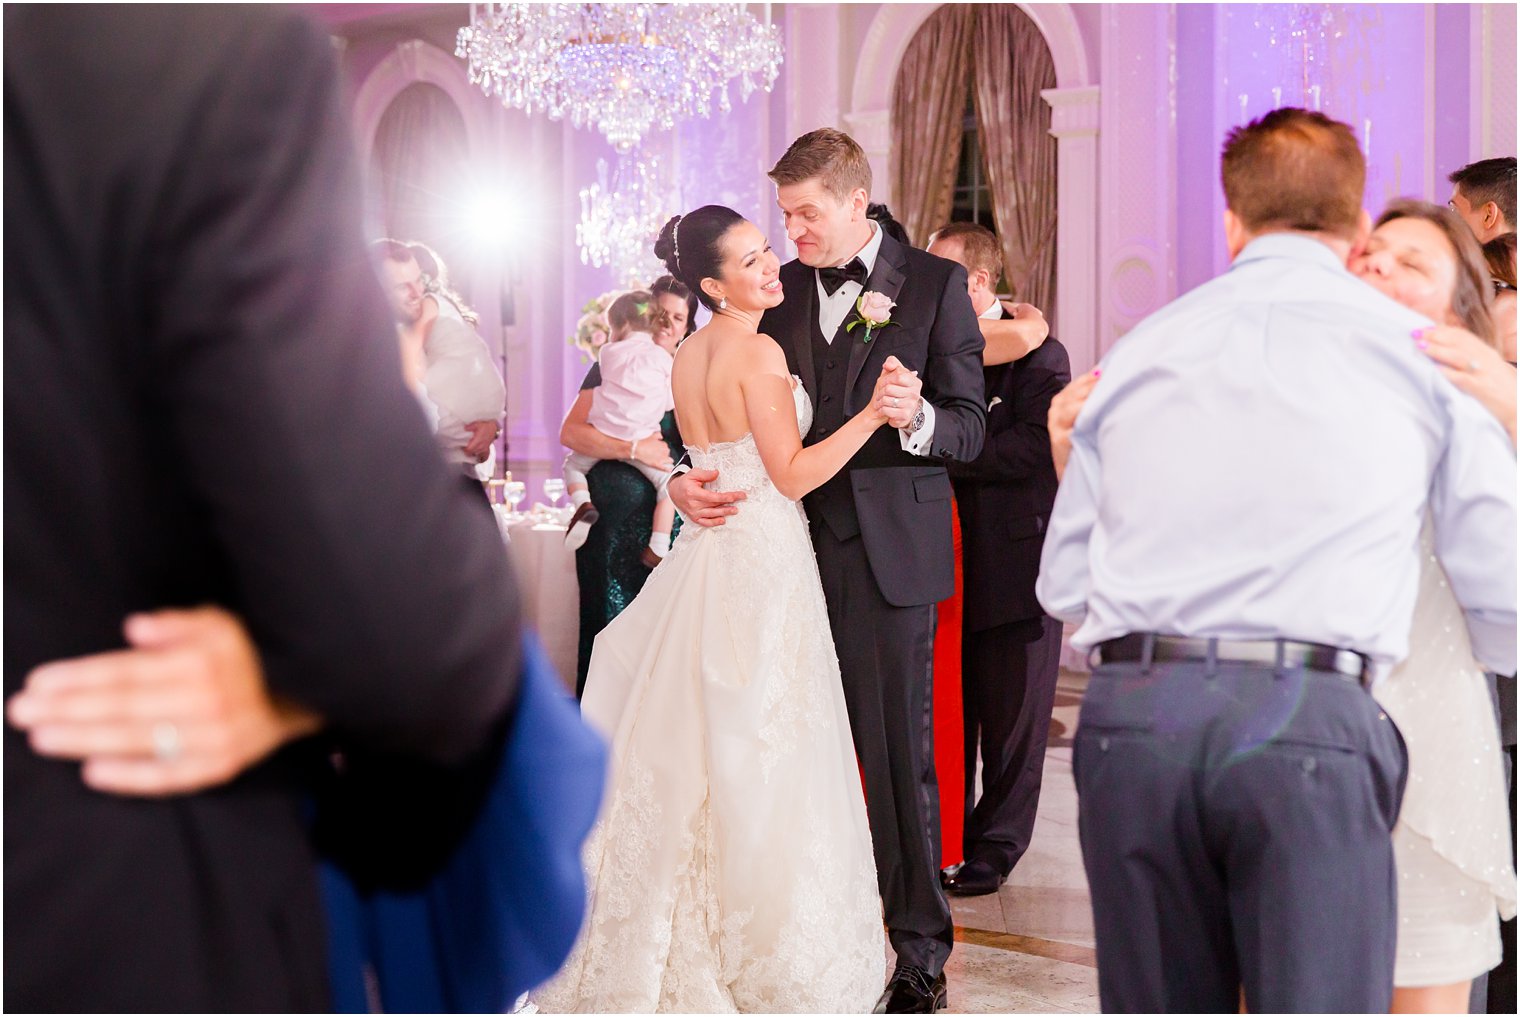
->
xmin=950 ymin=78 xmax=993 ymax=232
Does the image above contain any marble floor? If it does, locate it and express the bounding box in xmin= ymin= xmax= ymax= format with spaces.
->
xmin=522 ymin=669 xmax=1100 ymax=1016
xmin=915 ymin=668 xmax=1100 ymax=1014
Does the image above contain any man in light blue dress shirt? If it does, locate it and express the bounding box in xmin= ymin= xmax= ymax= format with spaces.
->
xmin=1037 ymin=109 xmax=1517 ymax=1012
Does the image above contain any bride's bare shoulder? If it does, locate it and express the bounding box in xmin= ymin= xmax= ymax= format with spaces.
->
xmin=743 ymin=332 xmax=788 ymax=370
xmin=697 ymin=327 xmax=788 ymax=385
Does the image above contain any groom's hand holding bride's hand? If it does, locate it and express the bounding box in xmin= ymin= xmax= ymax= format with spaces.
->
xmin=668 ymin=469 xmax=747 ymax=529
xmin=674 ymin=359 xmax=922 ymax=526
xmin=874 ymin=356 xmax=923 ymax=430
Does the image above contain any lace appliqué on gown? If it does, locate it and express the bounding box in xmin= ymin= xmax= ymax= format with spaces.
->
xmin=534 ymin=381 xmax=885 ymax=1013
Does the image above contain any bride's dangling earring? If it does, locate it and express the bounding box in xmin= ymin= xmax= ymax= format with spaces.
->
xmin=719 ymin=296 xmax=728 ymax=310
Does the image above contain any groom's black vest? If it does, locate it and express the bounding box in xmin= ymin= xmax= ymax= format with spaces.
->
xmin=807 ymin=309 xmax=859 ymax=540
xmin=804 ymin=297 xmax=923 ymax=542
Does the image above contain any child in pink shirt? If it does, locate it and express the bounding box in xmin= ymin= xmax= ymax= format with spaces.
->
xmin=564 ymin=291 xmax=676 ymax=566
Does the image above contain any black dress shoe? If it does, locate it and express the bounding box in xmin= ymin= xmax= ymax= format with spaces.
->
xmin=943 ymin=858 xmax=1004 ymax=897
xmin=938 ymin=862 xmax=962 ymax=888
xmin=873 ymin=965 xmax=947 ymax=1014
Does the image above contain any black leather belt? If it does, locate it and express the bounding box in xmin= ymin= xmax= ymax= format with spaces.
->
xmin=1097 ymin=633 xmax=1372 ymax=688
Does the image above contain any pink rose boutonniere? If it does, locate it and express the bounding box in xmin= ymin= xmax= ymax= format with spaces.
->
xmin=845 ymin=290 xmax=897 ymax=344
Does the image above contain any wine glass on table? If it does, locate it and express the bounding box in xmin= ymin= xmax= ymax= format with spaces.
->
xmin=542 ymin=477 xmax=566 ymax=512
xmin=504 ymin=480 xmax=526 ymax=519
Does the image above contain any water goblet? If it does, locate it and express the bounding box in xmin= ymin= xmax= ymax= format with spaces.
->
xmin=504 ymin=481 xmax=526 ymax=518
xmin=542 ymin=477 xmax=566 ymax=509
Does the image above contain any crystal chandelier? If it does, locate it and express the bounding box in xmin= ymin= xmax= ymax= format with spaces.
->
xmin=456 ymin=3 xmax=783 ymax=151
xmin=576 ymin=150 xmax=679 ymax=286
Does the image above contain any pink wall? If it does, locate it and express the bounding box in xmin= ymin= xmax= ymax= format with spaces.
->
xmin=1099 ymin=3 xmax=1515 ymax=359
xmin=325 ymin=4 xmax=1518 ymax=481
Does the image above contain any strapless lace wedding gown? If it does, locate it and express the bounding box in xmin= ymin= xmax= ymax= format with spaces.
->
xmin=534 ymin=380 xmax=885 ymax=1013
xmin=1374 ymin=519 xmax=1517 ymax=986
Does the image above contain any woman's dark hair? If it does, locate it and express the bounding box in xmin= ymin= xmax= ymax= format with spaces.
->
xmin=1375 ymin=199 xmax=1497 ymax=347
xmin=650 ymin=274 xmax=699 ymax=336
xmin=653 ymin=205 xmax=745 ymax=311
xmin=867 ymin=202 xmax=913 ymax=247
xmin=1482 ymin=232 xmax=1517 ymax=290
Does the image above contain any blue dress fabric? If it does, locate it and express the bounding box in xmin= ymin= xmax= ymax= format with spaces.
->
xmin=323 ymin=632 xmax=607 ymax=1012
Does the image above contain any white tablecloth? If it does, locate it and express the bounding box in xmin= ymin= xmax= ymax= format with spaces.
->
xmin=498 ymin=508 xmax=580 ymax=691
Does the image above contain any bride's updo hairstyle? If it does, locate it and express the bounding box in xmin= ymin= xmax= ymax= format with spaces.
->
xmin=654 ymin=205 xmax=745 ymax=311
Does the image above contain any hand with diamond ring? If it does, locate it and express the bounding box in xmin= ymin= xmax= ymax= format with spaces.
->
xmin=6 ymin=606 xmax=321 ymax=796
xmin=1414 ymin=325 xmax=1516 ymax=447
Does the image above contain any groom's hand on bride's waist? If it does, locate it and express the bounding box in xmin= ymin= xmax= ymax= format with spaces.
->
xmin=668 ymin=468 xmax=746 ymax=528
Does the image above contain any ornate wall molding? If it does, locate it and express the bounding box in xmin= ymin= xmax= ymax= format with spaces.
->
xmin=351 ymin=38 xmax=489 ymax=167
xmin=1043 ymin=85 xmax=1101 ymax=137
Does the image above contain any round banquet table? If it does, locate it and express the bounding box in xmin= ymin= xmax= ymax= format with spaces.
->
xmin=498 ymin=509 xmax=580 ymax=692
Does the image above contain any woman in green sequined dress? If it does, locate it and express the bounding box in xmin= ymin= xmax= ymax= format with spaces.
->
xmin=561 ymin=276 xmax=697 ymax=695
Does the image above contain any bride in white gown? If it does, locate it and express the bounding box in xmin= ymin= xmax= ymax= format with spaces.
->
xmin=535 ymin=206 xmax=888 ymax=1013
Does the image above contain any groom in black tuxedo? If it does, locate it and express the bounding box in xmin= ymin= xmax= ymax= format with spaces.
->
xmin=674 ymin=129 xmax=986 ymax=1012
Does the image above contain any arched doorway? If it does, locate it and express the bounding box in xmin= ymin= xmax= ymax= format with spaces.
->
xmin=846 ymin=3 xmax=1099 ymax=372
xmin=353 ymin=41 xmax=492 ymax=293
xmin=351 ymin=39 xmax=528 ymax=478
xmin=369 ymin=83 xmax=471 ymax=271
xmin=888 ymin=5 xmax=1059 ymax=316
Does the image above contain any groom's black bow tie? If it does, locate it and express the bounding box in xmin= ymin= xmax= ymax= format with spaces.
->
xmin=818 ymin=258 xmax=868 ymax=296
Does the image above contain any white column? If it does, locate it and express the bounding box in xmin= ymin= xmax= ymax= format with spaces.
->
xmin=1095 ymin=5 xmax=1177 ymax=365
xmin=511 ymin=113 xmax=564 ymax=487
xmin=1041 ymin=85 xmax=1100 ymax=376
xmin=785 ymin=4 xmax=842 ymax=142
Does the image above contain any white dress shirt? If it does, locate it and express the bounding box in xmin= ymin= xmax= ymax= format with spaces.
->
xmin=814 ymin=221 xmax=936 ymax=455
xmin=1036 ymin=233 xmax=1517 ymax=675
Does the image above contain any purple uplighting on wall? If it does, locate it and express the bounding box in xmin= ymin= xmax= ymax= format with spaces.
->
xmin=1222 ymin=4 xmax=1426 ymax=209
xmin=327 ymin=3 xmax=1517 ymax=474
xmin=1175 ymin=3 xmax=1484 ymax=292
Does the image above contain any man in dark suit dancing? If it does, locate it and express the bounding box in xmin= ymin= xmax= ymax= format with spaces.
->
xmin=927 ymin=223 xmax=1070 ymax=898
xmin=670 ymin=129 xmax=986 ymax=1013
xmin=3 ymin=7 xmax=584 ymax=1010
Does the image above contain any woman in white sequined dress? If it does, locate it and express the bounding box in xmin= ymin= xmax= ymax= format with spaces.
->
xmin=534 ymin=206 xmax=889 ymax=1013
xmin=1348 ymin=201 xmax=1516 ymax=1013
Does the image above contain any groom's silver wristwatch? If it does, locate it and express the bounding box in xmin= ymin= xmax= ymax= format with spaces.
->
xmin=904 ymin=399 xmax=926 ymax=434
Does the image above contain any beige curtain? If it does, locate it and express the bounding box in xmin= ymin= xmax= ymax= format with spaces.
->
xmin=971 ymin=5 xmax=1058 ymax=313
xmin=890 ymin=4 xmax=974 ymax=248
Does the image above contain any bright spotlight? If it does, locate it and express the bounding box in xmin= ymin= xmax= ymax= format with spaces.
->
xmin=466 ymin=188 xmax=525 ymax=253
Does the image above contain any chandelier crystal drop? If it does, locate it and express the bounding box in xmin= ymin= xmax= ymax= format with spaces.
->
xmin=576 ymin=151 xmax=678 ymax=287
xmin=457 ymin=3 xmax=783 ymax=151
